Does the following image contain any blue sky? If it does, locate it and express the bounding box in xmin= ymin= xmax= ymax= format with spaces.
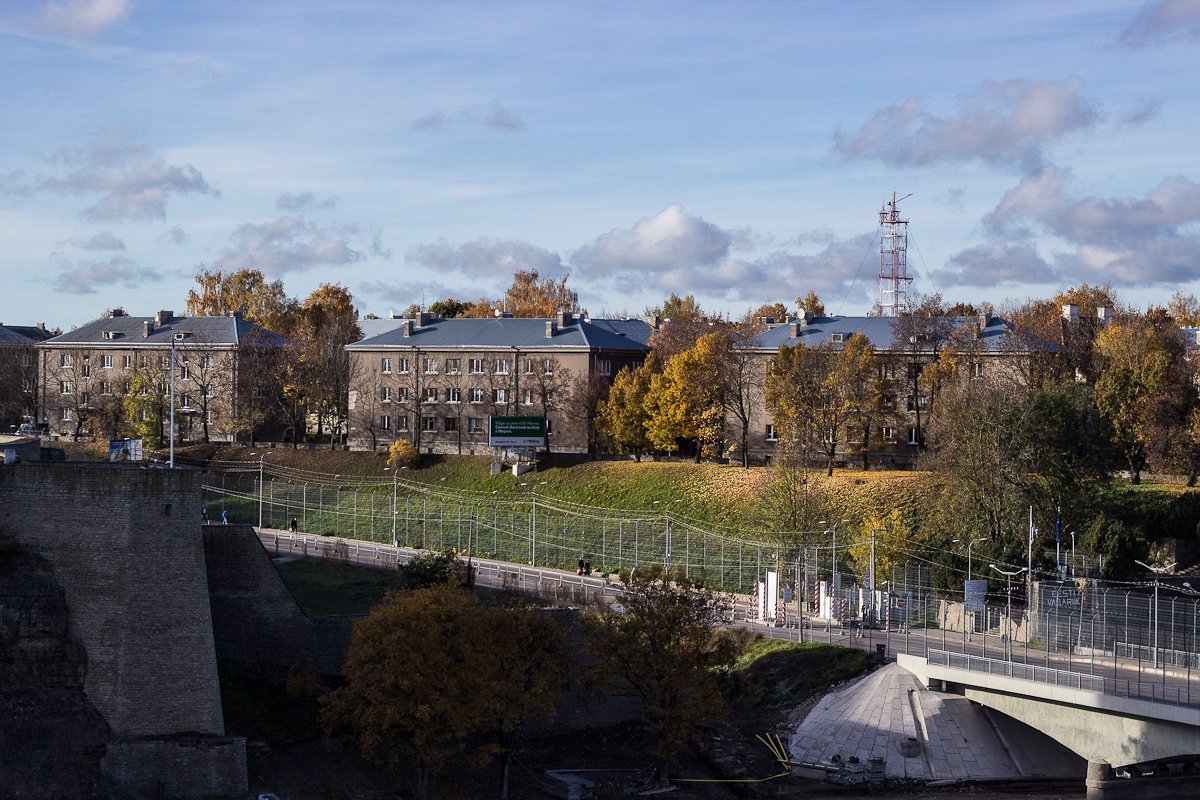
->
xmin=1 ymin=0 xmax=1198 ymax=327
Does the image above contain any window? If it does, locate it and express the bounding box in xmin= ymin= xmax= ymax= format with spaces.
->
xmin=159 ymin=382 xmax=168 ymax=396
xmin=201 ymin=384 xmax=213 ymax=398
xmin=468 ymin=417 xmax=484 ymax=433
xmin=445 ymin=358 xmax=461 ymax=374
xmin=971 ymin=361 xmax=985 ymax=379
xmin=380 ymin=386 xmax=391 ymax=403
xmin=907 ymin=363 xmax=923 ymax=381
xmin=397 ymin=357 xmax=409 ymax=374
xmin=906 ymin=395 xmax=928 ymax=412
xmin=123 ymin=355 xmax=132 ymax=369
xmin=522 ymin=389 xmax=533 ymax=405
xmin=60 ymin=354 xmax=73 ymax=367
xmin=494 ymin=359 xmax=509 ymax=375
xmin=381 ymin=357 xmax=392 ymax=374
xmin=523 ymin=358 xmax=534 ymax=374
xmin=765 ymin=423 xmax=778 ymax=441
xmin=101 ymin=355 xmax=113 ymax=369
xmin=492 ymin=388 xmax=508 ymax=404
xmin=542 ymin=359 xmax=553 ymax=374
xmin=396 ymin=416 xmax=409 ymax=432
xmin=822 ymin=428 xmax=834 ymax=444
xmin=468 ymin=388 xmax=484 ymax=403
xmin=60 ymin=380 xmax=73 ymax=394
xmin=882 ymin=426 xmax=896 ymax=441
xmin=396 ymin=387 xmax=409 ymax=402
xmin=878 ymin=362 xmax=895 ymax=380
xmin=20 ymin=352 xmax=31 ymax=368
xmin=100 ymin=380 xmax=111 ymax=395
xmin=422 ymin=387 xmax=438 ymax=403
xmin=597 ymin=359 xmax=612 ymax=376
xmin=546 ymin=418 xmax=553 ymax=435
xmin=444 ymin=417 xmax=458 ymax=432
xmin=205 ymin=409 xmax=214 ymax=424
xmin=830 ymin=332 xmax=844 ymax=343
xmin=80 ymin=364 xmax=90 ymax=378
xmin=380 ymin=415 xmax=391 ymax=431
xmin=160 ymin=355 xmax=170 ymax=368
xmin=907 ymin=427 xmax=920 ymax=445
xmin=254 ymin=387 xmax=267 ymax=399
xmin=180 ymin=394 xmax=191 ymax=409
xmin=21 ymin=378 xmax=32 ymax=393
xmin=423 ymin=358 xmax=438 ymax=374
xmin=79 ymin=392 xmax=90 ymax=407
xmin=200 ymin=355 xmax=213 ymax=370
xmin=139 ymin=355 xmax=149 ymax=368
xmin=140 ymin=409 xmax=150 ymax=421
xmin=61 ymin=408 xmax=73 ymax=422
xmin=445 ymin=388 xmax=461 ymax=403
xmin=421 ymin=416 xmax=437 ymax=432
xmin=179 ymin=365 xmax=190 ymax=381
xmin=469 ymin=358 xmax=483 ymax=374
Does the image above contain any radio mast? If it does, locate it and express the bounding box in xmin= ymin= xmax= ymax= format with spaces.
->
xmin=877 ymin=192 xmax=913 ymax=317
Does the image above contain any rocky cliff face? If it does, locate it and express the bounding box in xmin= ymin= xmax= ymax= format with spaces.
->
xmin=0 ymin=539 xmax=112 ymax=799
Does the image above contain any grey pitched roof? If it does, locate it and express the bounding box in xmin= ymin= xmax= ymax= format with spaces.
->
xmin=39 ymin=313 xmax=285 ymax=348
xmin=348 ymin=317 xmax=653 ymax=352
xmin=743 ymin=315 xmax=1013 ymax=352
xmin=0 ymin=325 xmax=52 ymax=345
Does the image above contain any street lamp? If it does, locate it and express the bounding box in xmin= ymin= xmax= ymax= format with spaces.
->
xmin=653 ymin=499 xmax=683 ymax=572
xmin=1135 ymin=559 xmax=1176 ymax=669
xmin=818 ymin=519 xmax=852 ymax=592
xmin=383 ymin=466 xmax=406 ymax=546
xmin=954 ymin=537 xmax=987 ymax=580
xmin=521 ymin=481 xmax=547 ymax=565
xmin=989 ymin=564 xmax=1027 ymax=661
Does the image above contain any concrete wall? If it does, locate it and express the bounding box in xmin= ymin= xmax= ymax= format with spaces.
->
xmin=203 ymin=524 xmax=352 ymax=675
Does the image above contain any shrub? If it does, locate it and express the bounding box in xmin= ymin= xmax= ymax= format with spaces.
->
xmin=387 ymin=439 xmax=420 ymax=469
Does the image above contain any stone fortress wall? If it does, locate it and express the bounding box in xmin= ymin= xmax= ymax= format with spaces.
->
xmin=0 ymin=463 xmax=245 ymax=799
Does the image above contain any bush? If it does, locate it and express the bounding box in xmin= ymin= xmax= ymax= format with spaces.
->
xmin=387 ymin=439 xmax=420 ymax=469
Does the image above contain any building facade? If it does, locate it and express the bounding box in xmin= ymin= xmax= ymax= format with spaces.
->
xmin=0 ymin=322 xmax=54 ymax=431
xmin=345 ymin=311 xmax=653 ymax=454
xmin=36 ymin=309 xmax=284 ymax=443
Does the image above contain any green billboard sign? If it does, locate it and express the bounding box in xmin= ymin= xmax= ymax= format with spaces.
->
xmin=489 ymin=415 xmax=546 ymax=447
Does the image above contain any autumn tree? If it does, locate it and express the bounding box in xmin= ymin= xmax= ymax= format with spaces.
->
xmin=501 ymin=270 xmax=580 ymax=317
xmin=645 ymin=293 xmax=726 ymax=363
xmin=736 ymin=302 xmax=790 ymax=336
xmin=321 ymin=585 xmax=567 ymax=800
xmin=186 ymin=268 xmax=297 ymax=334
xmin=720 ymin=335 xmax=765 ymax=468
xmin=765 ymin=341 xmax=843 ymax=475
xmin=796 ymin=290 xmax=826 ymax=318
xmin=1167 ymin=291 xmax=1200 ymax=327
xmin=597 ymin=359 xmax=657 ymax=460
xmin=889 ymin=294 xmax=955 ymax=450
xmin=1093 ymin=313 xmax=1189 ymax=483
xmin=831 ymin=333 xmax=884 ymax=471
xmin=644 ymin=333 xmax=727 ymax=461
xmin=846 ymin=509 xmax=913 ymax=589
xmin=294 ymin=284 xmax=362 ymax=447
xmin=428 ymin=298 xmax=471 ymax=319
xmin=566 ymin=372 xmax=610 ymax=458
xmin=228 ymin=328 xmax=284 ymax=445
xmin=124 ymin=364 xmax=168 ymax=447
xmin=582 ymin=565 xmax=743 ymax=787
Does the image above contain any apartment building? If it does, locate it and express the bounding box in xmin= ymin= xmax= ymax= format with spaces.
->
xmin=0 ymin=322 xmax=54 ymax=429
xmin=345 ymin=311 xmax=654 ymax=454
xmin=36 ymin=309 xmax=284 ymax=443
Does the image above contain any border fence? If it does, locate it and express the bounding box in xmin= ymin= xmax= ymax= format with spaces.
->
xmin=201 ymin=459 xmax=1200 ymax=705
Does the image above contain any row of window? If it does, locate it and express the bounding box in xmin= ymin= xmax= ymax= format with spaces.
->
xmin=379 ymin=356 xmax=613 ymax=377
xmin=58 ymin=353 xmax=215 ymax=370
xmin=763 ymin=423 xmax=920 ymax=445
xmin=60 ymin=380 xmax=215 ymax=397
xmin=379 ymin=386 xmax=553 ymax=405
xmin=379 ymin=415 xmax=554 ymax=435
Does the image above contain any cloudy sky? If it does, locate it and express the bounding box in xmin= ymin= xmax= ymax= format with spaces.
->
xmin=1 ymin=1 xmax=1198 ymax=326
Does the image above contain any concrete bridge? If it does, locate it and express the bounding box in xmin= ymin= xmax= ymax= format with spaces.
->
xmin=899 ymin=650 xmax=1200 ymax=798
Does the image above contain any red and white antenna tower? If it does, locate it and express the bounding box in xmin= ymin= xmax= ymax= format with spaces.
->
xmin=877 ymin=192 xmax=913 ymax=317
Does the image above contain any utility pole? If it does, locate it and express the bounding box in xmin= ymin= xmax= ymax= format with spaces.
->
xmin=1135 ymin=560 xmax=1176 ymax=669
xmin=990 ymin=564 xmax=1027 ymax=661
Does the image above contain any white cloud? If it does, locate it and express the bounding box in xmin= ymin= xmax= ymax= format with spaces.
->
xmin=0 ymin=126 xmax=218 ymax=222
xmin=984 ymin=165 xmax=1073 ymax=232
xmin=276 ymin=191 xmax=337 ymax=211
xmin=159 ymin=225 xmax=189 ymax=246
xmin=937 ymin=243 xmax=1059 ymax=288
xmin=1118 ymin=0 xmax=1200 ymax=47
xmin=54 ymin=256 xmax=162 ymax=295
xmin=358 ymin=279 xmax=479 ymax=307
xmin=406 ymin=236 xmax=564 ymax=277
xmin=32 ymin=0 xmax=130 ymax=38
xmin=834 ymin=77 xmax=1102 ymax=169
xmin=572 ymin=204 xmax=731 ymax=274
xmin=213 ymin=216 xmax=368 ymax=274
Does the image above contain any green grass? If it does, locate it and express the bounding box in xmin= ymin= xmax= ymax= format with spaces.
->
xmin=277 ymin=557 xmax=410 ymax=616
xmin=728 ymin=638 xmax=877 ymax=708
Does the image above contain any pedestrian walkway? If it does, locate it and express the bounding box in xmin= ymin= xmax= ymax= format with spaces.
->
xmin=788 ymin=663 xmax=1084 ymax=781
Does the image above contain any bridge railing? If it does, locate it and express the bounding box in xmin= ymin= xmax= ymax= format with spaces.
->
xmin=927 ymin=648 xmax=1106 ymax=692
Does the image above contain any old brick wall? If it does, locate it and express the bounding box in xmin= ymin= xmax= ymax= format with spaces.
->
xmin=0 ymin=463 xmax=225 ymax=738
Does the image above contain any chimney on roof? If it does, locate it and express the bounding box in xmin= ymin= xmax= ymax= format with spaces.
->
xmin=1062 ymin=304 xmax=1079 ymax=323
xmin=557 ymin=310 xmax=573 ymax=327
xmin=401 ymin=320 xmax=414 ymax=337
xmin=230 ymin=310 xmax=243 ymax=319
xmin=36 ymin=322 xmax=45 ymax=331
xmin=789 ymin=322 xmax=799 ymax=338
xmin=1097 ymin=306 xmax=1114 ymax=323
xmin=143 ymin=320 xmax=154 ymax=338
xmin=417 ymin=311 xmax=436 ymax=326
xmin=155 ymin=310 xmax=173 ymax=326
xmin=545 ymin=320 xmax=558 ymax=338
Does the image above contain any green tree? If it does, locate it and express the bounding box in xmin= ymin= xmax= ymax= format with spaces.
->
xmin=429 ymin=298 xmax=471 ymax=319
xmin=502 ymin=270 xmax=580 ymax=317
xmin=123 ymin=369 xmax=166 ymax=447
xmin=831 ymin=333 xmax=884 ymax=471
xmin=185 ymin=267 xmax=297 ymax=334
xmin=644 ymin=332 xmax=727 ymax=461
xmin=796 ymin=290 xmax=825 ymax=318
xmin=846 ymin=509 xmax=912 ymax=588
xmin=582 ymin=565 xmax=742 ymax=786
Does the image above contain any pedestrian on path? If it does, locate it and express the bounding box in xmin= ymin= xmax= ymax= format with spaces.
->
xmin=221 ymin=509 xmax=229 ymax=525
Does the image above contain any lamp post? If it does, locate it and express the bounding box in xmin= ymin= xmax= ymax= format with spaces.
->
xmin=384 ymin=466 xmax=403 ymax=546
xmin=522 ymin=481 xmax=547 ymax=565
xmin=990 ymin=564 xmax=1027 ymax=661
xmin=1135 ymin=559 xmax=1176 ymax=669
xmin=654 ymin=499 xmax=683 ymax=572
xmin=954 ymin=537 xmax=987 ymax=581
xmin=250 ymin=451 xmax=270 ymax=528
xmin=818 ymin=519 xmax=851 ymax=593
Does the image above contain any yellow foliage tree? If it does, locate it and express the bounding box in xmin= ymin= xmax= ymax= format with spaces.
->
xmin=846 ymin=509 xmax=912 ymax=588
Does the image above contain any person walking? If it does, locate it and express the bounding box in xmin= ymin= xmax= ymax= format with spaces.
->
xmin=201 ymin=507 xmax=209 ymax=524
xmin=289 ymin=517 xmax=298 ymax=533
xmin=221 ymin=509 xmax=229 ymax=525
